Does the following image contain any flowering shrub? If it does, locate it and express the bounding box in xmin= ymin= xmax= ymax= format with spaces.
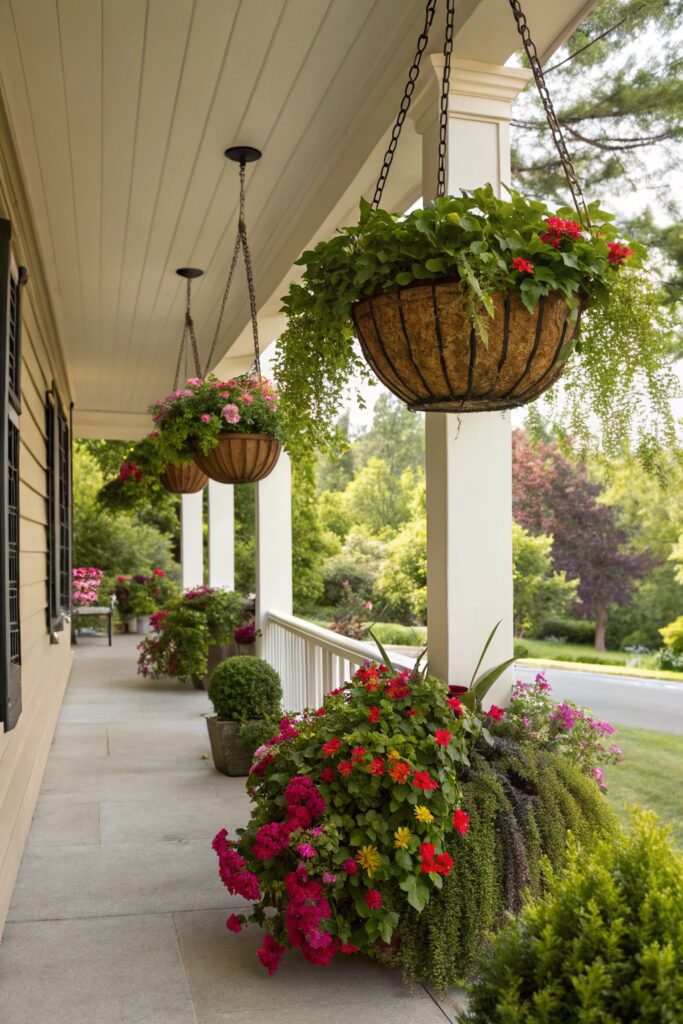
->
xmin=213 ymin=662 xmax=488 ymax=972
xmin=234 ymin=619 xmax=260 ymax=649
xmin=137 ymin=586 xmax=246 ymax=680
xmin=113 ymin=571 xmax=177 ymax=619
xmin=97 ymin=434 xmax=167 ymax=512
xmin=72 ymin=567 xmax=104 ymax=607
xmin=150 ymin=374 xmax=283 ymax=466
xmin=502 ymin=672 xmax=622 ymax=788
xmin=329 ymin=580 xmax=373 ymax=640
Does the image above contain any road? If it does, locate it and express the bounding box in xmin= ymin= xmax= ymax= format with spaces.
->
xmin=514 ymin=664 xmax=683 ymax=735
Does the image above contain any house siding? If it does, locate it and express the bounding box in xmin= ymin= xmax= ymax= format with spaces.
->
xmin=0 ymin=90 xmax=72 ymax=934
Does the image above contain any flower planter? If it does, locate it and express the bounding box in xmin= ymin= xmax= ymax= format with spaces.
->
xmin=124 ymin=617 xmax=139 ymax=635
xmin=159 ymin=461 xmax=208 ymax=494
xmin=206 ymin=716 xmax=259 ymax=776
xmin=193 ymin=433 xmax=281 ymax=484
xmin=137 ymin=615 xmax=152 ymax=635
xmin=352 ymin=282 xmax=580 ymax=412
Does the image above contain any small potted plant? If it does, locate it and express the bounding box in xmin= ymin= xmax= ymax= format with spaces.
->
xmin=206 ymin=656 xmax=282 ymax=776
xmin=233 ymin=619 xmax=260 ymax=653
xmin=151 ymin=374 xmax=283 ymax=484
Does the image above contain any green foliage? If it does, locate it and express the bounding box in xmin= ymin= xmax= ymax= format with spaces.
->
xmin=541 ymin=270 xmax=680 ymax=468
xmin=95 ymin=434 xmax=168 ymax=513
xmin=234 ymin=483 xmax=256 ymax=596
xmin=352 ymin=395 xmax=424 ymax=477
xmin=370 ymin=623 xmax=427 ymax=646
xmin=291 ymin=458 xmax=337 ymax=614
xmin=397 ymin=736 xmax=616 ymax=992
xmin=208 ymin=656 xmax=282 ymax=722
xmin=376 ymin=515 xmax=427 ymax=623
xmin=343 ymin=458 xmax=413 ymax=537
xmin=464 ymin=812 xmax=683 ymax=1023
xmin=660 ymin=615 xmax=683 ymax=656
xmin=322 ymin=557 xmax=374 ymax=607
xmin=136 ymin=586 xmax=246 ymax=681
xmin=152 ymin=374 xmax=283 ymax=465
xmin=534 ymin=615 xmax=596 ymax=645
xmin=73 ymin=443 xmax=177 ymax=575
xmin=276 ymin=188 xmax=640 ymax=455
xmin=512 ymin=523 xmax=577 ymax=637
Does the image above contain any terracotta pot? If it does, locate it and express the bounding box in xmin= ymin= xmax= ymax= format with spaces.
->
xmin=192 ymin=433 xmax=281 ymax=484
xmin=352 ymin=281 xmax=580 ymax=412
xmin=206 ymin=716 xmax=259 ymax=776
xmin=159 ymin=461 xmax=208 ymax=494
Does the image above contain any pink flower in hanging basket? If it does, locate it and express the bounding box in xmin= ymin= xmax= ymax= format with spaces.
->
xmin=222 ymin=403 xmax=241 ymax=425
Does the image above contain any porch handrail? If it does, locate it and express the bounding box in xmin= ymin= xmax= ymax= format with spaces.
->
xmin=265 ymin=610 xmax=417 ymax=712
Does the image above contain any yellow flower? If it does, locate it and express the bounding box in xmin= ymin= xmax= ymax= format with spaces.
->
xmin=356 ymin=844 xmax=381 ymax=877
xmin=414 ymin=805 xmax=434 ymax=824
xmin=388 ymin=749 xmax=402 ymax=762
xmin=394 ymin=827 xmax=411 ymax=849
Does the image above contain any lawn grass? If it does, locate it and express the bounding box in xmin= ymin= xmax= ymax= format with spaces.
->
xmin=604 ymin=725 xmax=683 ymax=845
xmin=518 ymin=638 xmax=658 ymax=668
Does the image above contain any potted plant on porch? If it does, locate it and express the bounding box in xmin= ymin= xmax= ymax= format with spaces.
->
xmin=206 ymin=656 xmax=282 ymax=776
xmin=151 ymin=374 xmax=283 ymax=485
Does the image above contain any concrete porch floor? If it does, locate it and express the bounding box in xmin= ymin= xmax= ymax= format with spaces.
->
xmin=0 ymin=636 xmax=461 ymax=1024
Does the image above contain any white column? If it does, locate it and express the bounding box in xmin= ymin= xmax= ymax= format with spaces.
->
xmin=255 ymin=452 xmax=293 ymax=659
xmin=180 ymin=491 xmax=204 ymax=591
xmin=411 ymin=58 xmax=531 ymax=701
xmin=208 ymin=480 xmax=234 ymax=590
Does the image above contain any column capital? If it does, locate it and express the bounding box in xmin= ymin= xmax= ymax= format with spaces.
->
xmin=410 ymin=56 xmax=532 ymax=135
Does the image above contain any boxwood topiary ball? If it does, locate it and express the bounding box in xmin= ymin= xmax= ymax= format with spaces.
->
xmin=208 ymin=656 xmax=282 ymax=721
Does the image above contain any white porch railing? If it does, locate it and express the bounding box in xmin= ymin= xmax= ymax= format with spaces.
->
xmin=265 ymin=611 xmax=417 ymax=712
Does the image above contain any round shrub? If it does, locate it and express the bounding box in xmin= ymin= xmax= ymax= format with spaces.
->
xmin=535 ymin=616 xmax=596 ymax=645
xmin=396 ymin=736 xmax=616 ymax=992
xmin=464 ymin=812 xmax=683 ymax=1023
xmin=208 ymin=656 xmax=282 ymax=722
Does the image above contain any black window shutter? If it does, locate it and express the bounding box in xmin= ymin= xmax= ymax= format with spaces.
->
xmin=46 ymin=386 xmax=70 ymax=637
xmin=0 ymin=218 xmax=27 ymax=731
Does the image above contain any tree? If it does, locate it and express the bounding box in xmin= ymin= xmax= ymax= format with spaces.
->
xmin=291 ymin=458 xmax=338 ymax=613
xmin=73 ymin=444 xmax=176 ymax=575
xmin=512 ymin=523 xmax=578 ymax=637
xmin=352 ymin=395 xmax=424 ymax=476
xmin=343 ymin=458 xmax=414 ymax=538
xmin=512 ymin=0 xmax=683 ymax=208
xmin=512 ymin=431 xmax=651 ymax=649
xmin=316 ymin=412 xmax=356 ymax=492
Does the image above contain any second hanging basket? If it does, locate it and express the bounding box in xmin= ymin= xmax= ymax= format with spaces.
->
xmin=352 ymin=281 xmax=580 ymax=412
xmin=193 ymin=433 xmax=281 ymax=485
xmin=159 ymin=461 xmax=208 ymax=494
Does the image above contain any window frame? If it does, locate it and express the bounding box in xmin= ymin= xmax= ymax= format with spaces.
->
xmin=46 ymin=384 xmax=71 ymax=638
xmin=0 ymin=217 xmax=27 ymax=731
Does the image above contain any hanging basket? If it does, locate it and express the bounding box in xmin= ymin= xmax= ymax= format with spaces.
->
xmin=193 ymin=433 xmax=281 ymax=484
xmin=159 ymin=461 xmax=208 ymax=494
xmin=352 ymin=281 xmax=580 ymax=412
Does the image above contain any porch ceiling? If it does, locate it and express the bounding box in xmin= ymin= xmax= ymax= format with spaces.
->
xmin=0 ymin=0 xmax=596 ymax=435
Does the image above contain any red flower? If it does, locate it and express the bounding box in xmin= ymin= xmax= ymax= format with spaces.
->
xmin=452 ymin=809 xmax=470 ymax=834
xmin=226 ymin=914 xmax=243 ymax=933
xmin=337 ymin=760 xmax=353 ymax=777
xmin=315 ymin=708 xmax=326 ymax=717
xmin=607 ymin=241 xmax=633 ymax=265
xmin=152 ymin=568 xmax=165 ymax=577
xmin=385 ymin=673 xmax=411 ymax=699
xmin=405 ymin=709 xmax=419 ymax=717
xmin=342 ymin=858 xmax=358 ymax=875
xmin=320 ymin=767 xmax=335 ymax=783
xmin=412 ymin=770 xmax=438 ymax=791
xmin=389 ymin=761 xmax=411 ymax=784
xmin=485 ymin=705 xmax=505 ymax=722
xmin=368 ymin=706 xmax=380 ymax=724
xmin=435 ymin=852 xmax=454 ymax=876
xmin=322 ymin=737 xmax=341 ymax=757
xmin=341 ymin=944 xmax=359 ymax=954
xmin=434 ymin=728 xmax=452 ymax=747
xmin=351 ymin=745 xmax=366 ymax=763
xmin=364 ymin=889 xmax=382 ymax=910
xmin=419 ymin=842 xmax=436 ymax=874
xmin=257 ymin=935 xmax=286 ymax=975
xmin=511 ymin=256 xmax=534 ymax=274
xmin=446 ymin=697 xmax=463 ymax=715
xmin=368 ymin=757 xmax=385 ymax=776
xmin=540 ymin=216 xmax=582 ymax=248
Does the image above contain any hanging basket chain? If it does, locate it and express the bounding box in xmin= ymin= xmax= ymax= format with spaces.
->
xmin=372 ymin=0 xmax=438 ymax=209
xmin=436 ymin=0 xmax=455 ymax=197
xmin=202 ymin=159 xmax=261 ymax=379
xmin=508 ymin=0 xmax=591 ymax=229
xmin=172 ymin=323 xmax=187 ymax=391
xmin=184 ymin=278 xmax=203 ymax=377
xmin=238 ymin=160 xmax=262 ymax=379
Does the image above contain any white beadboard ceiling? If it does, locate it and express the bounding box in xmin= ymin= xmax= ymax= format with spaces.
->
xmin=0 ymin=0 xmax=596 ymax=433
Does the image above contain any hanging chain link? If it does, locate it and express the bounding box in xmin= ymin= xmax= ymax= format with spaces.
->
xmin=508 ymin=0 xmax=591 ymax=229
xmin=372 ymin=0 xmax=437 ymax=208
xmin=202 ymin=159 xmax=261 ymax=378
xmin=172 ymin=278 xmax=202 ymax=388
xmin=436 ymin=0 xmax=454 ymax=197
xmin=172 ymin=325 xmax=186 ymax=390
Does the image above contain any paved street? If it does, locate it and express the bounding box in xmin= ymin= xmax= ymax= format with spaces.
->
xmin=514 ymin=664 xmax=683 ymax=735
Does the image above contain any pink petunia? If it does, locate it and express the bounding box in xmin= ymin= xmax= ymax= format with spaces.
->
xmin=222 ymin=403 xmax=241 ymax=425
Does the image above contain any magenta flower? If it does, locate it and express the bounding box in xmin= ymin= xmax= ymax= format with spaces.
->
xmin=226 ymin=914 xmax=243 ymax=933
xmin=200 ymin=413 xmax=211 ymax=423
xmin=297 ymin=843 xmax=316 ymax=859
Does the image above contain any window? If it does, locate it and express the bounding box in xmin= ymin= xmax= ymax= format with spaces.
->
xmin=46 ymin=385 xmax=71 ymax=637
xmin=0 ymin=218 xmax=27 ymax=731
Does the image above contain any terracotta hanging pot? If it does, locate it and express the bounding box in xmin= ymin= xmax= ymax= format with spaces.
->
xmin=352 ymin=280 xmax=581 ymax=412
xmin=193 ymin=433 xmax=281 ymax=484
xmin=159 ymin=461 xmax=208 ymax=494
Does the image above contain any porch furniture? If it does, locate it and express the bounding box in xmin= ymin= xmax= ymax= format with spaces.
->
xmin=71 ymin=605 xmax=113 ymax=646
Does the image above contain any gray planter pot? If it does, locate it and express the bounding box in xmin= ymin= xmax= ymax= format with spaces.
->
xmin=137 ymin=615 xmax=152 ymax=635
xmin=124 ymin=617 xmax=139 ymax=634
xmin=192 ymin=640 xmax=238 ymax=690
xmin=206 ymin=716 xmax=259 ymax=776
